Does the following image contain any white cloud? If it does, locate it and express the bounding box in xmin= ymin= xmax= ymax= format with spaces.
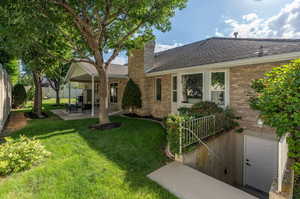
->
xmin=111 ymin=56 xmax=127 ymax=65
xmin=220 ymin=0 xmax=300 ymax=38
xmin=215 ymin=28 xmax=225 ymax=37
xmin=242 ymin=13 xmax=258 ymax=22
xmin=155 ymin=43 xmax=183 ymax=53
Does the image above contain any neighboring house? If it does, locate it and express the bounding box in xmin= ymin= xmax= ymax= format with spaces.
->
xmin=65 ymin=37 xmax=300 ymax=194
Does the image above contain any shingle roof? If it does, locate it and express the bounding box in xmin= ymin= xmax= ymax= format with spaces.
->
xmin=149 ymin=37 xmax=300 ymax=73
xmin=76 ymin=62 xmax=128 ymax=77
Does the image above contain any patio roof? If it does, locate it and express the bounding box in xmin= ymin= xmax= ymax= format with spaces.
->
xmin=65 ymin=62 xmax=128 ymax=82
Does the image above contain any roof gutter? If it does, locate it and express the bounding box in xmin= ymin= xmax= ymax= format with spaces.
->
xmin=146 ymin=51 xmax=300 ymax=77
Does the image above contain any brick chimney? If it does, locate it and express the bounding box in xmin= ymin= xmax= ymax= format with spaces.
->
xmin=128 ymin=40 xmax=155 ymax=115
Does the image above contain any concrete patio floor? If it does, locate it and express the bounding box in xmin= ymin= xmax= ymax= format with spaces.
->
xmin=51 ymin=109 xmax=122 ymax=120
xmin=148 ymin=161 xmax=258 ymax=199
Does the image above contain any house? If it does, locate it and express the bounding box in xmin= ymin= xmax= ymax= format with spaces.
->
xmin=65 ymin=37 xmax=300 ymax=195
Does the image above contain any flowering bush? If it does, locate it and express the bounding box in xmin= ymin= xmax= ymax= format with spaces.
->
xmin=0 ymin=136 xmax=51 ymax=176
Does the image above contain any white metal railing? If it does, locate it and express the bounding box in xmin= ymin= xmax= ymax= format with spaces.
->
xmin=180 ymin=115 xmax=216 ymax=149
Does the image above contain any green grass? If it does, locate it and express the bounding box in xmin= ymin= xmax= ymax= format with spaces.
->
xmin=0 ymin=100 xmax=176 ymax=199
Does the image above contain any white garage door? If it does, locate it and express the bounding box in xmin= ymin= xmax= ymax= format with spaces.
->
xmin=244 ymin=135 xmax=278 ymax=193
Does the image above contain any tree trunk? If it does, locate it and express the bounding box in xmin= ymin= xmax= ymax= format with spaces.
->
xmin=32 ymin=71 xmax=43 ymax=118
xmin=96 ymin=65 xmax=110 ymax=125
xmin=55 ymin=86 xmax=60 ymax=105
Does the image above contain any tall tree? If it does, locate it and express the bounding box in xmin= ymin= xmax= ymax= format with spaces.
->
xmin=0 ymin=1 xmax=73 ymax=117
xmin=0 ymin=50 xmax=20 ymax=85
xmin=45 ymin=62 xmax=71 ymax=105
xmin=2 ymin=0 xmax=187 ymax=124
xmin=38 ymin=0 xmax=187 ymax=125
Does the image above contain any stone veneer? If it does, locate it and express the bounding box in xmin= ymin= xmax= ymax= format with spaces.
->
xmin=145 ymin=75 xmax=172 ymax=118
xmin=229 ymin=61 xmax=288 ymax=136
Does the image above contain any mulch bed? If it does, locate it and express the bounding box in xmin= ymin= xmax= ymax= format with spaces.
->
xmin=89 ymin=122 xmax=122 ymax=131
xmin=123 ymin=113 xmax=163 ymax=122
xmin=24 ymin=112 xmax=49 ymax=119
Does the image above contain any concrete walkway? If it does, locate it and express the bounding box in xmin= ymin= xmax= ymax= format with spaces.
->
xmin=51 ymin=109 xmax=122 ymax=120
xmin=148 ymin=161 xmax=258 ymax=199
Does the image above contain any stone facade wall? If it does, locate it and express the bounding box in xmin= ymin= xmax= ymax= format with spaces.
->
xmin=146 ymin=75 xmax=172 ymax=118
xmin=128 ymin=48 xmax=150 ymax=115
xmin=183 ymin=131 xmax=243 ymax=186
xmin=229 ymin=61 xmax=288 ymax=136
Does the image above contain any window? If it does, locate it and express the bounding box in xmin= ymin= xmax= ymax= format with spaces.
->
xmin=172 ymin=76 xmax=178 ymax=103
xmin=110 ymin=83 xmax=118 ymax=103
xmin=155 ymin=78 xmax=162 ymax=101
xmin=182 ymin=73 xmax=203 ymax=104
xmin=210 ymin=72 xmax=225 ymax=105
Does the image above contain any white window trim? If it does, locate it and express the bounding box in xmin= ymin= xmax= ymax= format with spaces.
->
xmin=110 ymin=82 xmax=118 ymax=104
xmin=208 ymin=69 xmax=230 ymax=107
xmin=154 ymin=77 xmax=162 ymax=102
xmin=180 ymin=71 xmax=205 ymax=106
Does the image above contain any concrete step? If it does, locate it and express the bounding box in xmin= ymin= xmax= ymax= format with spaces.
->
xmin=148 ymin=161 xmax=258 ymax=199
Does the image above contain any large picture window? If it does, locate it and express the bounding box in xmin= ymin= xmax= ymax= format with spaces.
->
xmin=110 ymin=83 xmax=118 ymax=103
xmin=155 ymin=78 xmax=162 ymax=101
xmin=182 ymin=73 xmax=203 ymax=104
xmin=210 ymin=72 xmax=225 ymax=105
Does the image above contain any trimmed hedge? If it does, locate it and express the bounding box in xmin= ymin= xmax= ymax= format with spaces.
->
xmin=122 ymin=79 xmax=142 ymax=111
xmin=12 ymin=84 xmax=27 ymax=108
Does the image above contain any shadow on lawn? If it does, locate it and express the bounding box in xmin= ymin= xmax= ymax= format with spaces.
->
xmin=76 ymin=116 xmax=176 ymax=198
xmin=9 ymin=114 xmax=176 ymax=198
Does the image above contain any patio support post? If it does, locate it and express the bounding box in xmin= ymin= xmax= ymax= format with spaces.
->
xmin=68 ymin=82 xmax=71 ymax=112
xmin=91 ymin=75 xmax=95 ymax=116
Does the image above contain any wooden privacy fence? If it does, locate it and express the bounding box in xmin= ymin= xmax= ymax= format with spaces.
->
xmin=0 ymin=64 xmax=12 ymax=133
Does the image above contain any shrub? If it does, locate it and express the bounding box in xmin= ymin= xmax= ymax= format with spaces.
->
xmin=122 ymin=79 xmax=142 ymax=112
xmin=165 ymin=114 xmax=185 ymax=154
xmin=0 ymin=136 xmax=51 ymax=176
xmin=178 ymin=101 xmax=239 ymax=132
xmin=191 ymin=101 xmax=223 ymax=117
xmin=250 ymin=59 xmax=300 ymax=174
xmin=12 ymin=84 xmax=27 ymax=108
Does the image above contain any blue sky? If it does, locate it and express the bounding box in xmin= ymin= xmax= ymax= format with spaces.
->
xmin=113 ymin=0 xmax=300 ymax=64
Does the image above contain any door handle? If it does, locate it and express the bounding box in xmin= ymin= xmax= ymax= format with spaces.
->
xmin=246 ymin=162 xmax=251 ymax=166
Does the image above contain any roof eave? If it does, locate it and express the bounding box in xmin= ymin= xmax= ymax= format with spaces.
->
xmin=146 ymin=51 xmax=300 ymax=76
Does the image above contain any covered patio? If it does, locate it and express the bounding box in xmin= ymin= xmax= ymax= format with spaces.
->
xmin=60 ymin=62 xmax=128 ymax=119
xmin=51 ymin=109 xmax=121 ymax=120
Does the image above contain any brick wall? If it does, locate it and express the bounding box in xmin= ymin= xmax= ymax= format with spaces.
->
xmin=229 ymin=61 xmax=287 ymax=135
xmin=128 ymin=41 xmax=172 ymax=118
xmin=146 ymin=75 xmax=172 ymax=118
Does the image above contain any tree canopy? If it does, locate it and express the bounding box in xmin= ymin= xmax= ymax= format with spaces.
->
xmin=250 ymin=59 xmax=300 ymax=174
xmin=1 ymin=0 xmax=187 ymax=124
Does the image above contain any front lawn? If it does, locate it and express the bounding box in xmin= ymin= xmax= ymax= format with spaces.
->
xmin=0 ymin=101 xmax=176 ymax=199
